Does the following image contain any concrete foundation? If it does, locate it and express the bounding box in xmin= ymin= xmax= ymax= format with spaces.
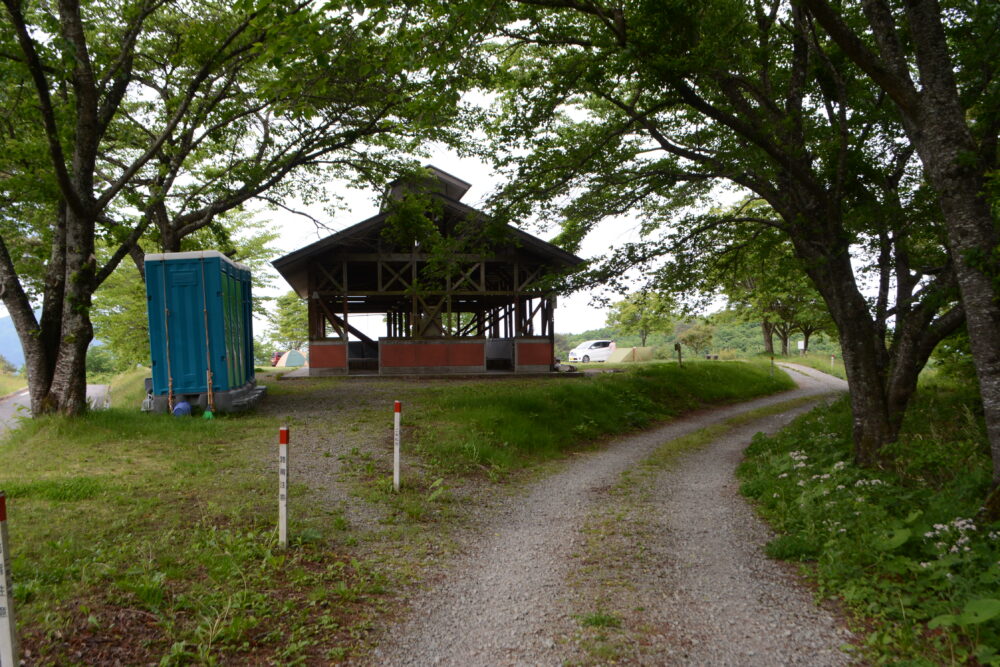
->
xmin=145 ymin=380 xmax=267 ymax=413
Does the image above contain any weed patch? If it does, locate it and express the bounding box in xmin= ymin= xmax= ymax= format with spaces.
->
xmin=738 ymin=384 xmax=1000 ymax=664
xmin=579 ymin=610 xmax=622 ymax=628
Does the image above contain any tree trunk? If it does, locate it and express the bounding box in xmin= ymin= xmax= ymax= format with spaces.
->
xmin=935 ymin=187 xmax=1000 ymax=492
xmin=774 ymin=322 xmax=792 ymax=356
xmin=761 ymin=320 xmax=774 ymax=354
xmin=909 ymin=101 xmax=1000 ymax=502
xmin=885 ymin=0 xmax=1000 ymax=512
xmin=802 ymin=0 xmax=1000 ymax=515
xmin=41 ymin=205 xmax=97 ymax=416
xmin=129 ymin=244 xmax=147 ymax=280
xmin=0 ymin=241 xmax=93 ymax=417
xmin=833 ymin=312 xmax=898 ymax=465
xmin=792 ymin=227 xmax=900 ymax=465
xmin=802 ymin=329 xmax=812 ymax=352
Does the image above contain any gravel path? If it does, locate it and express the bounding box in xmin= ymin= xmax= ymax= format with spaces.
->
xmin=362 ymin=363 xmax=855 ymax=665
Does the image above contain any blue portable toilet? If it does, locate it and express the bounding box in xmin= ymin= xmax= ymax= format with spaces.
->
xmin=144 ymin=251 xmax=266 ymax=413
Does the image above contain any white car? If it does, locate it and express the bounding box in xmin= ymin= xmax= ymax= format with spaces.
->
xmin=567 ymin=339 xmax=615 ymax=363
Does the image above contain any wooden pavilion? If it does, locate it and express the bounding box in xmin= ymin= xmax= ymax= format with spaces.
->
xmin=272 ymin=167 xmax=584 ymax=375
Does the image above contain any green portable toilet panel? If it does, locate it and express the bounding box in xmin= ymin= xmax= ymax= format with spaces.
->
xmin=146 ymin=251 xmax=255 ymax=397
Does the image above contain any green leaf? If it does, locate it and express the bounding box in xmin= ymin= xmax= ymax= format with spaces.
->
xmin=958 ymin=599 xmax=1000 ymax=626
xmin=975 ymin=644 xmax=999 ymax=664
xmin=928 ymin=614 xmax=958 ymax=629
xmin=874 ymin=528 xmax=911 ymax=551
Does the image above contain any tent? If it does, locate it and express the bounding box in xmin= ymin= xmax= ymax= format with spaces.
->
xmin=275 ymin=349 xmax=308 ymax=367
xmin=607 ymin=347 xmax=654 ymax=363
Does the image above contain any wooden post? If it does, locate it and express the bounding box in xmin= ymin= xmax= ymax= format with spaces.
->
xmin=278 ymin=427 xmax=289 ymax=549
xmin=674 ymin=342 xmax=682 ymax=367
xmin=0 ymin=491 xmax=19 ymax=667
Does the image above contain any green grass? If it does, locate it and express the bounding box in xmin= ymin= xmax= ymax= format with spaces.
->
xmin=0 ymin=372 xmax=27 ymax=396
xmin=0 ymin=360 xmax=796 ymax=663
xmin=409 ymin=360 xmax=795 ymax=475
xmin=578 ymin=611 xmax=622 ymax=628
xmin=0 ymin=401 xmax=385 ymax=664
xmin=738 ymin=380 xmax=999 ymax=664
xmin=108 ymin=364 xmax=151 ymax=408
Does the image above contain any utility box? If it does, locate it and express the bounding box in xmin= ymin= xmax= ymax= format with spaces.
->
xmin=144 ymin=251 xmax=265 ymax=413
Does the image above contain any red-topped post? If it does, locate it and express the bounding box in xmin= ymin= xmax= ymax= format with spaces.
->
xmin=278 ymin=427 xmax=289 ymax=549
xmin=393 ymin=402 xmax=401 ymax=492
xmin=0 ymin=491 xmax=19 ymax=667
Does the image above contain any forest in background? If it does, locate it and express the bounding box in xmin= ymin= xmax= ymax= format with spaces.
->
xmin=554 ymin=310 xmax=839 ymax=363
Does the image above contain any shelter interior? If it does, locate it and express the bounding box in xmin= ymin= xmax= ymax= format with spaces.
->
xmin=272 ymin=166 xmax=583 ymax=375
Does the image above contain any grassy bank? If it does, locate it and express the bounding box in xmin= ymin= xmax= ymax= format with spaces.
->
xmin=1 ymin=360 xmax=793 ymax=664
xmin=410 ymin=360 xmax=795 ymax=475
xmin=0 ymin=372 xmax=27 ymax=396
xmin=738 ymin=380 xmax=999 ymax=664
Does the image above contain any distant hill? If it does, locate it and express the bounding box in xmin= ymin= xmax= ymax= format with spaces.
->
xmin=0 ymin=315 xmax=24 ymax=368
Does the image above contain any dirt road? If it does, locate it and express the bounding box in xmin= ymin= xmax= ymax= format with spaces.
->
xmin=360 ymin=364 xmax=854 ymax=665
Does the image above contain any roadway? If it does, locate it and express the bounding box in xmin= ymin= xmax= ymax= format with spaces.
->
xmin=0 ymin=385 xmax=110 ymax=433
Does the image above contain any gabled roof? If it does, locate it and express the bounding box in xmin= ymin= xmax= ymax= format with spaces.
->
xmin=272 ymin=166 xmax=584 ymax=296
xmin=385 ymin=165 xmax=471 ymax=202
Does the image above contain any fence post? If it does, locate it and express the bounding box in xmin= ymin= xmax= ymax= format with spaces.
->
xmin=278 ymin=427 xmax=289 ymax=549
xmin=0 ymin=491 xmax=19 ymax=667
xmin=393 ymin=401 xmax=401 ymax=492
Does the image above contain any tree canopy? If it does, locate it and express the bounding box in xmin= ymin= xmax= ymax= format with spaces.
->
xmin=0 ymin=0 xmax=482 ymax=415
xmin=483 ymin=0 xmax=966 ymax=476
xmin=268 ymin=292 xmax=308 ymax=351
xmin=605 ymin=291 xmax=676 ymax=347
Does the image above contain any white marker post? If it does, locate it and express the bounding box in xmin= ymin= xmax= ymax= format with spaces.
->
xmin=831 ymin=354 xmax=836 ymax=371
xmin=393 ymin=401 xmax=401 ymax=492
xmin=0 ymin=491 xmax=19 ymax=667
xmin=278 ymin=427 xmax=289 ymax=549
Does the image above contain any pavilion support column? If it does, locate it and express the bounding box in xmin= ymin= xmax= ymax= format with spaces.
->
xmin=342 ymin=296 xmax=349 ymax=341
xmin=308 ymin=297 xmax=320 ymax=339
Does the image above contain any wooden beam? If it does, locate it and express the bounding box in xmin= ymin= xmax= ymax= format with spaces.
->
xmin=332 ymin=252 xmax=521 ymax=262
xmin=415 ymin=295 xmax=447 ymax=337
xmin=379 ymin=259 xmax=413 ymax=291
xmin=315 ymin=262 xmax=344 ymax=292
xmin=328 ymin=312 xmax=377 ymax=346
xmin=314 ymin=297 xmax=346 ymax=340
xmin=312 ymin=289 xmax=547 ymax=298
xmin=519 ymin=265 xmax=544 ymax=291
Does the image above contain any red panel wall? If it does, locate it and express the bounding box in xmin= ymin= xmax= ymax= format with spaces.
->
xmin=516 ymin=341 xmax=553 ymax=366
xmin=381 ymin=341 xmax=485 ymax=367
xmin=309 ymin=342 xmax=347 ymax=368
